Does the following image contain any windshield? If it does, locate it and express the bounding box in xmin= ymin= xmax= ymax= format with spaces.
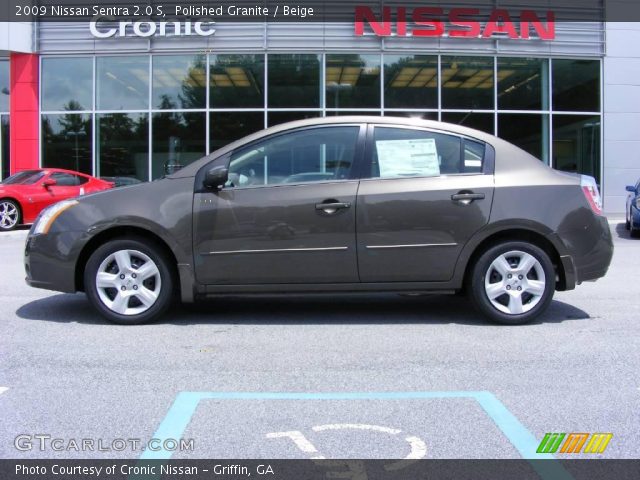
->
xmin=1 ymin=170 xmax=45 ymax=185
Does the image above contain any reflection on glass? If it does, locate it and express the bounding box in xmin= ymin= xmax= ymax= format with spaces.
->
xmin=41 ymin=114 xmax=92 ymax=174
xmin=327 ymin=111 xmax=381 ymax=117
xmin=153 ymin=55 xmax=206 ymax=109
xmin=97 ymin=113 xmax=149 ymax=181
xmin=268 ymin=54 xmax=320 ymax=107
xmin=210 ymin=55 xmax=264 ymax=108
xmin=498 ymin=58 xmax=548 ymax=110
xmin=1 ymin=115 xmax=9 ymax=180
xmin=0 ymin=61 xmax=9 ymax=112
xmin=326 ymin=54 xmax=380 ymax=108
xmin=384 ymin=55 xmax=437 ymax=109
xmin=441 ymin=56 xmax=494 ymax=110
xmin=152 ymin=112 xmax=206 ymax=179
xmin=267 ymin=111 xmax=320 ymax=127
xmin=442 ymin=112 xmax=494 ymax=134
xmin=42 ymin=58 xmax=93 ymax=112
xmin=228 ymin=126 xmax=360 ymax=187
xmin=552 ymin=59 xmax=600 ymax=112
xmin=387 ymin=111 xmax=437 ymax=121
xmin=210 ymin=112 xmax=264 ymax=152
xmin=498 ymin=114 xmax=549 ymax=163
xmin=553 ymin=115 xmax=601 ymax=184
xmin=97 ymin=56 xmax=149 ymax=110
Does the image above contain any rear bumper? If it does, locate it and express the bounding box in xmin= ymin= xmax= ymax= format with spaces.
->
xmin=566 ymin=214 xmax=613 ymax=285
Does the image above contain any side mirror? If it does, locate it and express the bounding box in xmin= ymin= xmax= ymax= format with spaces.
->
xmin=42 ymin=178 xmax=57 ymax=189
xmin=203 ymin=166 xmax=229 ymax=190
xmin=626 ymin=185 xmax=636 ymax=193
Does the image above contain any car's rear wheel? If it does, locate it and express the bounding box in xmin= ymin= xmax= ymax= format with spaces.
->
xmin=84 ymin=238 xmax=173 ymax=324
xmin=468 ymin=241 xmax=555 ymax=325
xmin=626 ymin=209 xmax=631 ymax=230
xmin=0 ymin=199 xmax=20 ymax=231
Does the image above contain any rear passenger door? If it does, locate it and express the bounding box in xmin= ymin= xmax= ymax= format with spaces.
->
xmin=356 ymin=125 xmax=495 ymax=282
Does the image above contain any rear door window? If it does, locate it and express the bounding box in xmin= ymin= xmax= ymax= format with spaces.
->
xmin=369 ymin=127 xmax=486 ymax=178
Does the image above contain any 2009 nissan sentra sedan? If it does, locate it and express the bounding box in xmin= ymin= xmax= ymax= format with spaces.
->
xmin=24 ymin=117 xmax=613 ymax=325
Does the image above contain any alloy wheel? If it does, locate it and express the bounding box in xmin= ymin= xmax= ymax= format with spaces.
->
xmin=0 ymin=201 xmax=19 ymax=230
xmin=95 ymin=249 xmax=162 ymax=316
xmin=483 ymin=250 xmax=546 ymax=315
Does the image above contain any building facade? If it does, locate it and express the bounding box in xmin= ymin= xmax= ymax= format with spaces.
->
xmin=0 ymin=18 xmax=638 ymax=213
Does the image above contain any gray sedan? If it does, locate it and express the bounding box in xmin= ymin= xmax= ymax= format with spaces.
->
xmin=24 ymin=117 xmax=613 ymax=325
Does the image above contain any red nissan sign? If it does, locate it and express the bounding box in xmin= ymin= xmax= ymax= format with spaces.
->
xmin=354 ymin=6 xmax=555 ymax=40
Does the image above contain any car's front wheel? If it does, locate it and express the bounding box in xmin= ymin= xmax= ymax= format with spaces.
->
xmin=84 ymin=238 xmax=174 ymax=324
xmin=468 ymin=241 xmax=555 ymax=325
xmin=0 ymin=199 xmax=20 ymax=231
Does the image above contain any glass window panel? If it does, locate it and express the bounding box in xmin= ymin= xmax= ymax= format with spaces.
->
xmin=498 ymin=58 xmax=547 ymax=110
xmin=553 ymin=115 xmax=601 ymax=185
xmin=0 ymin=60 xmax=10 ymax=112
xmin=152 ymin=112 xmax=206 ymax=179
xmin=41 ymin=113 xmax=92 ymax=174
xmin=153 ymin=55 xmax=206 ymax=109
xmin=552 ymin=59 xmax=600 ymax=112
xmin=97 ymin=56 xmax=149 ymax=110
xmin=326 ymin=54 xmax=380 ymax=108
xmin=227 ymin=126 xmax=359 ymax=187
xmin=327 ymin=111 xmax=382 ymax=117
xmin=441 ymin=112 xmax=494 ymax=134
xmin=42 ymin=58 xmax=93 ymax=112
xmin=441 ymin=56 xmax=494 ymax=110
xmin=1 ymin=115 xmax=9 ymax=180
xmin=383 ymin=111 xmax=437 ymax=121
xmin=268 ymin=111 xmax=320 ymax=127
xmin=210 ymin=54 xmax=264 ymax=108
xmin=97 ymin=113 xmax=149 ymax=181
xmin=268 ymin=54 xmax=320 ymax=108
xmin=210 ymin=112 xmax=264 ymax=152
xmin=498 ymin=114 xmax=549 ymax=163
xmin=384 ymin=55 xmax=438 ymax=109
xmin=370 ymin=127 xmax=465 ymax=178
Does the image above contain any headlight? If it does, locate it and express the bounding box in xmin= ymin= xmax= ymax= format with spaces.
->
xmin=32 ymin=200 xmax=79 ymax=235
xmin=636 ymin=197 xmax=640 ymax=210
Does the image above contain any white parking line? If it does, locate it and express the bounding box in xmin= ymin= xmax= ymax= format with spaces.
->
xmin=265 ymin=431 xmax=326 ymax=459
xmin=0 ymin=387 xmax=8 ymax=395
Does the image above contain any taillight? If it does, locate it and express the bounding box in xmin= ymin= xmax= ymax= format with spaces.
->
xmin=581 ymin=175 xmax=603 ymax=215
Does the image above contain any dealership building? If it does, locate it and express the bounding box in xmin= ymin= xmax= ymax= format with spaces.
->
xmin=0 ymin=13 xmax=638 ymax=213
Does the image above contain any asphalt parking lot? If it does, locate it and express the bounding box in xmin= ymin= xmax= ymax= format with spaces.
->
xmin=0 ymin=221 xmax=638 ymax=460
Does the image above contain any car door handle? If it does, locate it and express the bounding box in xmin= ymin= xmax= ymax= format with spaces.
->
xmin=451 ymin=192 xmax=486 ymax=204
xmin=315 ymin=201 xmax=351 ymax=214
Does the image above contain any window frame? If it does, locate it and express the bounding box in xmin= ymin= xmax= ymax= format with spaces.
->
xmin=359 ymin=124 xmax=495 ymax=182
xmin=197 ymin=123 xmax=367 ymax=192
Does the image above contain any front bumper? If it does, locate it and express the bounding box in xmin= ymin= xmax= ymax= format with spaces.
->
xmin=24 ymin=231 xmax=84 ymax=294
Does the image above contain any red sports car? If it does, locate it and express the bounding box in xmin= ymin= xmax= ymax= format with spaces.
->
xmin=0 ymin=169 xmax=114 ymax=231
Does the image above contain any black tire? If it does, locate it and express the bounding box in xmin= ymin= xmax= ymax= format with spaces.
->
xmin=468 ymin=241 xmax=555 ymax=325
xmin=625 ymin=211 xmax=631 ymax=230
xmin=631 ymin=222 xmax=640 ymax=238
xmin=84 ymin=237 xmax=174 ymax=325
xmin=0 ymin=199 xmax=21 ymax=231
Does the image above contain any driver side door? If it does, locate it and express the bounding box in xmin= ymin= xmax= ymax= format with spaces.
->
xmin=193 ymin=124 xmax=364 ymax=285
